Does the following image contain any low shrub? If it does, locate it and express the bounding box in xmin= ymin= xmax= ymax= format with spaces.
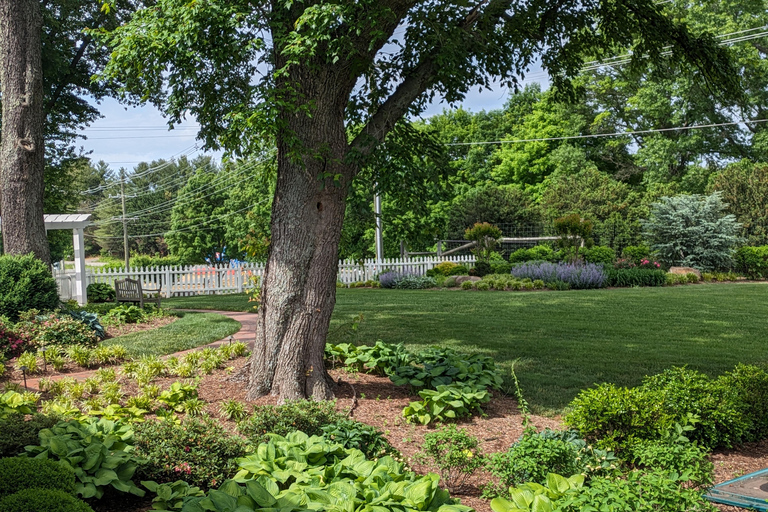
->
xmin=582 ymin=245 xmax=615 ymax=266
xmin=631 ymin=435 xmax=713 ymax=489
xmin=733 ymin=245 xmax=768 ymax=279
xmin=509 ymin=245 xmax=555 ymax=263
xmin=490 ymin=262 xmax=513 ymax=274
xmin=461 ymin=280 xmax=474 ymax=290
xmin=621 ymin=245 xmax=654 ymax=265
xmin=86 ymin=283 xmax=115 ymax=303
xmin=0 ymin=412 xmax=59 ymax=457
xmin=328 ymin=340 xmax=411 ymax=376
xmin=134 ymin=415 xmax=247 ymax=490
xmin=238 ymin=400 xmax=344 ymax=445
xmin=16 ymin=315 xmax=99 ymax=349
xmin=476 ymin=281 xmax=490 ymax=291
xmin=605 ymin=268 xmax=667 ymax=287
xmin=0 ymin=456 xmax=77 ymax=498
xmin=0 ymin=489 xmax=94 ymax=512
xmin=483 ymin=429 xmax=616 ymax=499
xmin=389 ymin=346 xmax=503 ymax=391
xmin=378 ymin=271 xmax=436 ymax=289
xmin=0 ymin=320 xmax=28 ymax=359
xmin=443 ymin=276 xmax=458 ymax=288
xmin=469 ymin=260 xmax=492 ymax=277
xmin=511 ymin=262 xmax=606 ymax=289
xmin=422 ymin=425 xmax=484 ymax=493
xmin=427 ymin=261 xmax=460 ymax=277
xmin=0 ymin=254 xmax=59 ymax=321
xmin=103 ymin=305 xmax=145 ymax=324
xmin=566 ymin=365 xmax=768 ymax=452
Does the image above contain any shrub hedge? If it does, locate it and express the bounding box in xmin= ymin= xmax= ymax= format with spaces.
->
xmin=0 ymin=254 xmax=59 ymax=321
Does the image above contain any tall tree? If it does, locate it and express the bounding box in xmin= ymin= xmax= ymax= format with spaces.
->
xmin=101 ymin=0 xmax=739 ymax=400
xmin=0 ymin=0 xmax=49 ymax=264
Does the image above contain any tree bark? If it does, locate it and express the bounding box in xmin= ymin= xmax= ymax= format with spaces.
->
xmin=0 ymin=0 xmax=50 ymax=265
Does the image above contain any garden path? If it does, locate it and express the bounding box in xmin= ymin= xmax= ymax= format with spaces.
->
xmin=16 ymin=309 xmax=256 ymax=392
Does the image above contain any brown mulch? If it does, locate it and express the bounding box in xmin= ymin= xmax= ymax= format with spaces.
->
xmin=105 ymin=315 xmax=178 ymax=339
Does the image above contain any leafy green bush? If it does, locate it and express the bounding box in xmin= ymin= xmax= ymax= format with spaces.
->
xmin=631 ymin=431 xmax=713 ymax=490
xmin=470 ymin=260 xmax=492 ymax=277
xmin=141 ymin=480 xmax=205 ymax=510
xmin=0 ymin=321 xmax=28 ymax=360
xmin=461 ymin=280 xmax=474 ymax=290
xmin=326 ymin=341 xmax=412 ymax=376
xmin=621 ymin=245 xmax=653 ymax=265
xmin=24 ymin=417 xmax=144 ymax=499
xmin=483 ymin=429 xmax=616 ymax=499
xmin=320 ymin=418 xmax=398 ymax=459
xmin=605 ymin=268 xmax=667 ymax=287
xmin=490 ymin=473 xmax=585 ymax=512
xmin=426 ymin=261 xmax=461 ymax=277
xmin=509 ymin=245 xmax=556 ymax=263
xmin=238 ymin=399 xmax=344 ymax=445
xmin=403 ymin=383 xmax=490 ymax=425
xmin=389 ymin=347 xmax=503 ymax=391
xmin=0 ymin=413 xmax=59 ymax=457
xmin=65 ymin=310 xmax=106 ymax=339
xmin=566 ymin=365 xmax=768 ymax=452
xmin=443 ymin=276 xmax=458 ymax=287
xmin=582 ymin=245 xmax=615 ymax=266
xmin=422 ymin=425 xmax=484 ymax=493
xmin=16 ymin=314 xmax=99 ymax=349
xmin=0 ymin=254 xmax=59 ymax=321
xmin=0 ymin=456 xmax=77 ymax=498
xmin=0 ymin=489 xmax=94 ymax=512
xmin=86 ymin=283 xmax=115 ymax=303
xmin=642 ymin=192 xmax=742 ymax=270
xmin=134 ymin=415 xmax=247 ymax=490
xmin=733 ymin=245 xmax=768 ymax=278
xmin=476 ymin=281 xmax=490 ymax=291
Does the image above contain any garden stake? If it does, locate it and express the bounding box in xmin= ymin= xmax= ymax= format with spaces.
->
xmin=41 ymin=346 xmax=47 ymax=373
xmin=229 ymin=335 xmax=233 ymax=346
xmin=20 ymin=365 xmax=28 ymax=390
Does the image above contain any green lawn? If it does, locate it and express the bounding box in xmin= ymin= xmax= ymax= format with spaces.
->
xmin=166 ymin=284 xmax=768 ymax=412
xmin=103 ymin=312 xmax=241 ymax=357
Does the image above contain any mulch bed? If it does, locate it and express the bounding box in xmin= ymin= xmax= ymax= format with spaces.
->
xmin=105 ymin=315 xmax=178 ymax=339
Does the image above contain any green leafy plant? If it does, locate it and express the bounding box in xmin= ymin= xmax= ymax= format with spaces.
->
xmin=389 ymin=347 xmax=503 ymax=391
xmin=104 ymin=305 xmax=146 ymax=324
xmin=490 ymin=473 xmax=585 ymax=512
xmin=465 ymin=222 xmax=503 ymax=264
xmin=0 ymin=412 xmax=60 ymax=457
xmin=219 ymin=399 xmax=248 ymax=421
xmin=461 ymin=280 xmax=474 ymax=290
xmin=86 ymin=283 xmax=116 ymax=303
xmin=733 ymin=245 xmax=768 ymax=278
xmin=421 ymin=424 xmax=484 ymax=493
xmin=605 ymin=268 xmax=667 ymax=287
xmin=134 ymin=416 xmax=247 ymax=490
xmin=0 ymin=390 xmax=39 ymax=415
xmin=65 ymin=310 xmax=106 ymax=339
xmin=403 ymin=383 xmax=490 ymax=425
xmin=15 ymin=351 xmax=40 ymax=373
xmin=320 ymin=417 xmax=398 ymax=459
xmin=0 ymin=254 xmax=59 ymax=321
xmin=23 ymin=417 xmax=144 ymax=499
xmin=157 ymin=381 xmax=199 ymax=412
xmin=141 ymin=479 xmax=205 ymax=510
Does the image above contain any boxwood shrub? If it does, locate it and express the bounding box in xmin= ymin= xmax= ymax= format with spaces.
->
xmin=0 ymin=457 xmax=76 ymax=498
xmin=0 ymin=489 xmax=93 ymax=512
xmin=0 ymin=254 xmax=59 ymax=321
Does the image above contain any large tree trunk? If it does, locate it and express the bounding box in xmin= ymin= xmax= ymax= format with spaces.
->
xmin=0 ymin=0 xmax=50 ymax=265
xmin=246 ymin=68 xmax=354 ymax=400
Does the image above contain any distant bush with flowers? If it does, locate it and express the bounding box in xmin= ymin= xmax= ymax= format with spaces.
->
xmin=0 ymin=319 xmax=29 ymax=359
xmin=511 ymin=262 xmax=607 ymax=289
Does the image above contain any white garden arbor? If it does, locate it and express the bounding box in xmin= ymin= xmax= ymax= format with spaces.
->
xmin=1 ymin=214 xmax=92 ymax=304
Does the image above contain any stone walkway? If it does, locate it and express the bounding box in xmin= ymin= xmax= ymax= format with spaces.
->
xmin=15 ymin=309 xmax=256 ymax=392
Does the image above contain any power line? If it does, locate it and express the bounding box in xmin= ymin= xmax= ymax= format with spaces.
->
xmin=444 ymin=118 xmax=768 ymax=146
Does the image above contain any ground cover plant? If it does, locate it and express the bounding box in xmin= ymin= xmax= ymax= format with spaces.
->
xmin=167 ymin=284 xmax=768 ymax=411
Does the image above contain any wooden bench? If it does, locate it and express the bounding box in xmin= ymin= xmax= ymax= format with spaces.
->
xmin=114 ymin=278 xmax=162 ymax=308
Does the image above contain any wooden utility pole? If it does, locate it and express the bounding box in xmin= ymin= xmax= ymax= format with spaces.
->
xmin=0 ymin=0 xmax=50 ymax=264
xmin=120 ymin=169 xmax=129 ymax=269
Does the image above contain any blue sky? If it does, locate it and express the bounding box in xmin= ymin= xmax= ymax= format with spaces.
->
xmin=77 ymin=77 xmax=541 ymax=170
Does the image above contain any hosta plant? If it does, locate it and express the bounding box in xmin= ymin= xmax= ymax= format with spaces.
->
xmin=490 ymin=473 xmax=585 ymax=512
xmin=403 ymin=383 xmax=490 ymax=425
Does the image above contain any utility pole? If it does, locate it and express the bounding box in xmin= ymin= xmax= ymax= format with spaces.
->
xmin=374 ymin=185 xmax=384 ymax=264
xmin=119 ymin=168 xmax=130 ymax=269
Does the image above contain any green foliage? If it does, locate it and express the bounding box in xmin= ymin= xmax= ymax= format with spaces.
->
xmin=0 ymin=489 xmax=94 ymax=512
xmin=326 ymin=341 xmax=412 ymax=376
xmin=403 ymin=383 xmax=490 ymax=425
xmin=0 ymin=254 xmax=59 ymax=321
xmin=320 ymin=418 xmax=398 ymax=459
xmin=465 ymin=223 xmax=503 ymax=263
xmin=134 ymin=416 xmax=247 ymax=490
xmin=461 ymin=280 xmax=474 ymax=290
xmin=443 ymin=276 xmax=458 ymax=288
xmin=86 ymin=283 xmax=115 ymax=303
xmin=65 ymin=309 xmax=106 ymax=339
xmin=24 ymin=417 xmax=144 ymax=499
xmin=0 ymin=456 xmax=77 ymax=498
xmin=631 ymin=431 xmax=713 ymax=489
xmin=711 ymin=161 xmax=768 ymax=245
xmin=238 ymin=400 xmax=344 ymax=445
xmin=642 ymin=192 xmax=742 ymax=270
xmin=605 ymin=268 xmax=667 ymax=287
xmin=421 ymin=425 xmax=484 ymax=493
xmin=566 ymin=365 xmax=768 ymax=452
xmin=427 ymin=261 xmax=462 ymax=277
xmin=490 ymin=473 xmax=585 ymax=512
xmin=221 ymin=431 xmax=470 ymax=512
xmin=554 ymin=214 xmax=593 ymax=263
xmin=581 ymin=246 xmax=615 ymax=266
xmin=483 ymin=429 xmax=616 ymax=499
xmin=555 ymin=470 xmax=715 ymax=512
xmin=733 ymin=245 xmax=768 ymax=279
xmin=621 ymin=245 xmax=653 ymax=265
xmin=17 ymin=314 xmax=99 ymax=349
xmin=104 ymin=305 xmax=146 ymax=324
xmin=389 ymin=347 xmax=503 ymax=391
xmin=509 ymin=245 xmax=555 ymax=264
xmin=444 ymin=186 xmax=541 ymax=240
xmin=141 ymin=480 xmax=205 ymax=511
xmin=0 ymin=413 xmax=60 ymax=458
xmin=0 ymin=390 xmax=39 ymax=415
xmin=475 ymin=281 xmax=490 ymax=291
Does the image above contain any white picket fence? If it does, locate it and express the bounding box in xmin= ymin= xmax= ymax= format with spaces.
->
xmin=53 ymin=255 xmax=476 ymax=300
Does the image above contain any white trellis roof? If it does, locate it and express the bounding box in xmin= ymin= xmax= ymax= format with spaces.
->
xmin=42 ymin=214 xmax=92 ymax=230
